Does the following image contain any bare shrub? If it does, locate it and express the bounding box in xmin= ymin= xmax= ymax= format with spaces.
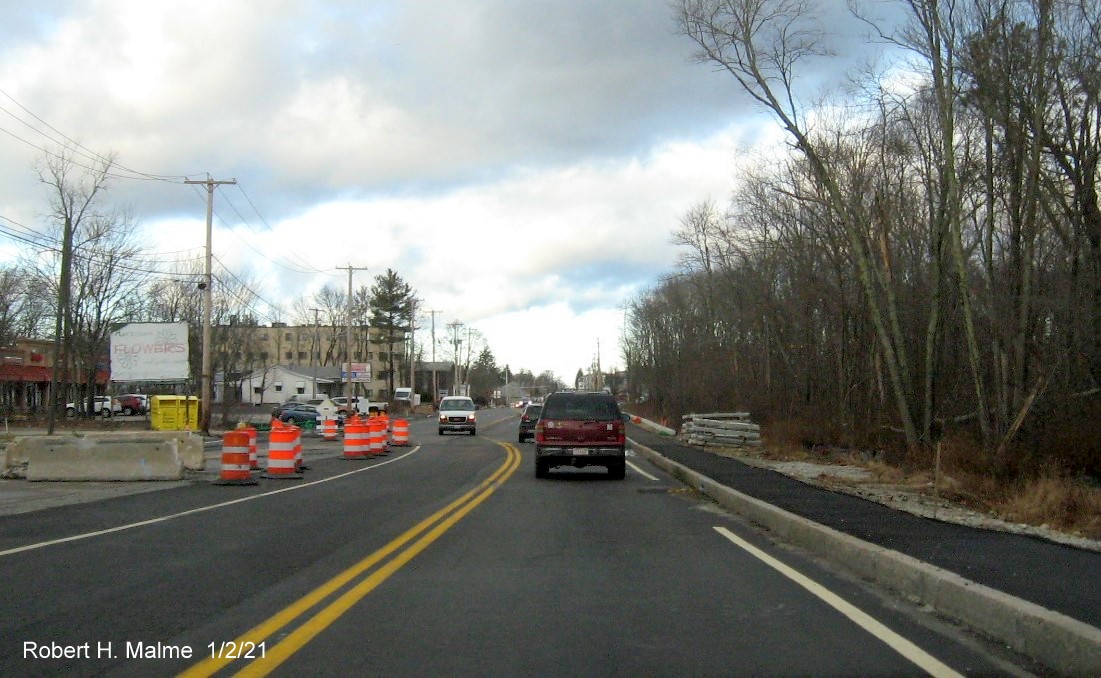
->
xmin=997 ymin=471 xmax=1101 ymax=540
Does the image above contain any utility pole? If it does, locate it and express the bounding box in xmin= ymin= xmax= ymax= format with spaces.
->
xmin=185 ymin=175 xmax=236 ymax=435
xmin=337 ymin=265 xmax=368 ymax=400
xmin=596 ymin=338 xmax=602 ymax=391
xmin=429 ymin=309 xmax=439 ymax=406
xmin=408 ymin=297 xmax=416 ymax=397
xmin=310 ymin=308 xmax=321 ymax=397
xmin=447 ymin=320 xmax=463 ymax=398
xmin=465 ymin=326 xmax=473 ymax=396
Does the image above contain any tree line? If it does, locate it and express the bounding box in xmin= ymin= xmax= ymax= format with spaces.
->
xmin=622 ymin=0 xmax=1101 ymax=475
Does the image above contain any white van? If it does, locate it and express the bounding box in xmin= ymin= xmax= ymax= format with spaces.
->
xmin=438 ymin=396 xmax=476 ymax=435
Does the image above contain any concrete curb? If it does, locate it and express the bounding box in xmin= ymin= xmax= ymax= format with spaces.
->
xmin=629 ymin=435 xmax=1101 ymax=676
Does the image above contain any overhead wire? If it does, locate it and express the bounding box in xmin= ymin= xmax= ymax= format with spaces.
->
xmin=0 ymin=87 xmax=191 ymax=183
xmin=0 ymin=89 xmax=341 ymax=326
xmin=235 ymin=182 xmax=335 ymax=275
xmin=1 ymin=213 xmax=205 ymax=283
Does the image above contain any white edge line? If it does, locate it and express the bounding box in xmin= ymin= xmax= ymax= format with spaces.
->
xmin=0 ymin=446 xmax=422 ymax=558
xmin=626 ymin=460 xmax=658 ymax=481
xmin=712 ymin=526 xmax=963 ymax=678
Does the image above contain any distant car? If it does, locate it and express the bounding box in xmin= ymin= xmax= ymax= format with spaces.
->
xmin=285 ymin=393 xmax=328 ymax=405
xmin=65 ymin=396 xmax=113 ymax=418
xmin=271 ymin=401 xmax=303 ymax=419
xmin=534 ymin=390 xmax=625 ymax=479
xmin=438 ymin=396 xmax=477 ymax=435
xmin=330 ymin=396 xmax=357 ymax=416
xmin=518 ymin=403 xmax=542 ymax=442
xmin=114 ymin=394 xmax=147 ymax=416
xmin=279 ymin=403 xmax=323 ymax=427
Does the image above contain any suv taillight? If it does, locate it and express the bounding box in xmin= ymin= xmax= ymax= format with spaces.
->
xmin=534 ymin=421 xmax=544 ymax=443
xmin=615 ymin=419 xmax=625 ymax=444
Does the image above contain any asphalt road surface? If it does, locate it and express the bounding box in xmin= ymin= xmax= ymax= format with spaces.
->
xmin=0 ymin=408 xmax=1033 ymax=676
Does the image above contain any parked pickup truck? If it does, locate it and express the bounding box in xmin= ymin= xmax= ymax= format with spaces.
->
xmin=330 ymin=396 xmax=388 ymax=416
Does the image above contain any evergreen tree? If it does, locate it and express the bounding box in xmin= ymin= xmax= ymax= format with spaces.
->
xmin=368 ymin=268 xmax=415 ymax=397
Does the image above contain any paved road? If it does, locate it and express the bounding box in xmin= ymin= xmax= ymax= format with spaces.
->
xmin=626 ymin=423 xmax=1101 ymax=631
xmin=0 ymin=409 xmax=1028 ymax=676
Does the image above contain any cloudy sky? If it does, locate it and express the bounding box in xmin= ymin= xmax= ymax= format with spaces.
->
xmin=0 ymin=0 xmax=879 ymax=383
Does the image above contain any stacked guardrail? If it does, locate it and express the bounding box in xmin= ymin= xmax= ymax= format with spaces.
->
xmin=680 ymin=412 xmax=762 ymax=448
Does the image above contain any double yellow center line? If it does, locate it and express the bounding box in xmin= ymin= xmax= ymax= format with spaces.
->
xmin=181 ymin=442 xmax=521 ymax=677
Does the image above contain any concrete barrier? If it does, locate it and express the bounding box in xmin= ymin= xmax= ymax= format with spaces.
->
xmin=24 ymin=435 xmax=184 ymax=481
xmin=623 ymin=411 xmax=676 ymax=436
xmin=6 ymin=431 xmax=204 ymax=473
xmin=629 ymin=437 xmax=1101 ymax=676
xmin=111 ymin=431 xmax=204 ymax=468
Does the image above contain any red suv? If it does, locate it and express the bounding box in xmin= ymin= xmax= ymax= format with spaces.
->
xmin=534 ymin=391 xmax=626 ymax=479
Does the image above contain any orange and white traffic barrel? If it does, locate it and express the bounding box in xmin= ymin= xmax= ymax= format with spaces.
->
xmin=391 ymin=419 xmax=409 ymax=446
xmin=241 ymin=424 xmax=259 ymax=470
xmin=290 ymin=423 xmax=310 ymax=471
xmin=214 ymin=430 xmax=258 ymax=485
xmin=322 ymin=418 xmax=338 ymax=441
xmin=263 ymin=425 xmax=303 ymax=479
xmin=368 ymin=419 xmax=387 ymax=456
xmin=342 ymin=420 xmax=369 ymax=460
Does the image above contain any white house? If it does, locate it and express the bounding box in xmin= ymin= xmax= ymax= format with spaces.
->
xmin=238 ymin=365 xmax=337 ymax=405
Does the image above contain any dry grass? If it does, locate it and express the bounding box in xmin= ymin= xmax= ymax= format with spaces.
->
xmin=761 ymin=419 xmax=1101 ymax=541
xmin=993 ymin=473 xmax=1101 ymax=540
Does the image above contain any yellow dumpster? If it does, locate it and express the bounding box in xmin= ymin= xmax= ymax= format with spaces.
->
xmin=150 ymin=395 xmax=201 ymax=431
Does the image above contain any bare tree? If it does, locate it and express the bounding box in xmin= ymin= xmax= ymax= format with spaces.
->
xmin=33 ymin=146 xmax=115 ymax=432
xmin=678 ymin=0 xmax=923 ymax=450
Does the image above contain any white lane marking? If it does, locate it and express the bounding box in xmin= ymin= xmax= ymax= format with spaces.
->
xmin=0 ymin=446 xmax=422 ymax=558
xmin=627 ymin=460 xmax=658 ymax=481
xmin=713 ymin=526 xmax=963 ymax=678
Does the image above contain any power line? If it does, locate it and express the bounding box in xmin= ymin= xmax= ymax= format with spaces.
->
xmin=233 ymin=183 xmax=335 ymax=275
xmin=0 ymin=87 xmax=192 ymax=182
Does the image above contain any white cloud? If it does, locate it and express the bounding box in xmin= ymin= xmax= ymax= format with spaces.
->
xmin=0 ymin=0 xmax=874 ymax=381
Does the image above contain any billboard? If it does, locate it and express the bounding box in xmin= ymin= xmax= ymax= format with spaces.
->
xmin=110 ymin=322 xmax=190 ymax=381
xmin=341 ymin=362 xmax=372 ymax=383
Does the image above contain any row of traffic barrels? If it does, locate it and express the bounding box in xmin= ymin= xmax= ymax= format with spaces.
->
xmin=214 ymin=417 xmax=412 ymax=484
xmin=215 ymin=421 xmax=308 ymax=484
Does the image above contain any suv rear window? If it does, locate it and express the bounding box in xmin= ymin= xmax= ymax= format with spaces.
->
xmin=541 ymin=393 xmax=620 ymax=421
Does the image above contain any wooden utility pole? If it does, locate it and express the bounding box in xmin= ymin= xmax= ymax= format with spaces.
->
xmin=447 ymin=320 xmax=463 ymax=398
xmin=184 ymin=175 xmax=236 ymax=435
xmin=310 ymin=307 xmax=322 ymax=397
xmin=337 ymin=265 xmax=368 ymax=400
xmin=429 ymin=309 xmax=439 ymax=406
xmin=408 ymin=298 xmax=416 ymax=397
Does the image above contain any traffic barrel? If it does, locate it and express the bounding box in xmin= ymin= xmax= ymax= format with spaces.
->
xmin=240 ymin=423 xmax=260 ymax=470
xmin=391 ymin=419 xmax=409 ymax=446
xmin=213 ymin=430 xmax=258 ymax=485
xmin=263 ymin=425 xmax=303 ymax=479
xmin=369 ymin=419 xmax=386 ymax=456
xmin=342 ymin=419 xmax=369 ymax=460
xmin=321 ymin=418 xmax=338 ymax=441
xmin=290 ymin=424 xmax=310 ymax=471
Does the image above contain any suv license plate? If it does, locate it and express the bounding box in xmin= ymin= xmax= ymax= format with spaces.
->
xmin=574 ymin=448 xmax=590 ymax=455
